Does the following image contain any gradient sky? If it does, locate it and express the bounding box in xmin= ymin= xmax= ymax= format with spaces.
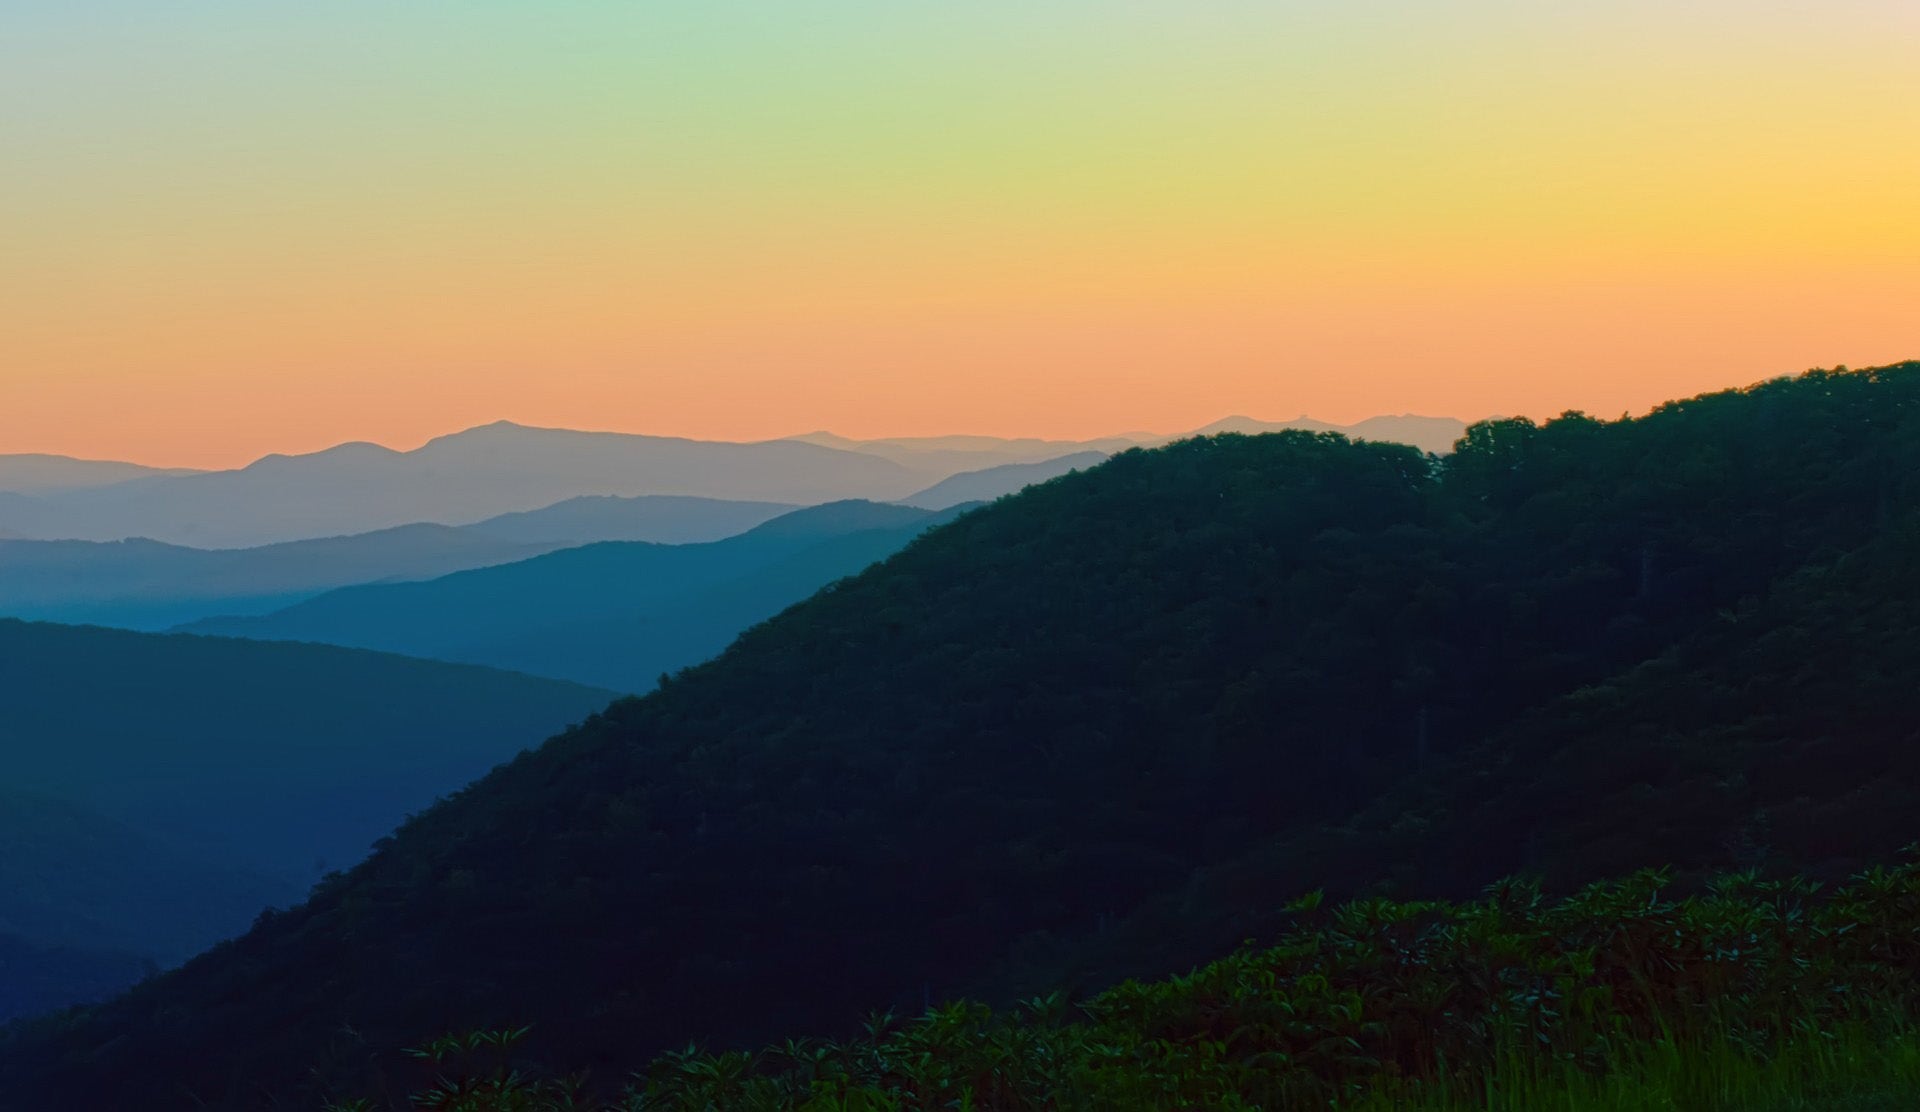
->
xmin=3 ymin=2 xmax=1916 ymax=468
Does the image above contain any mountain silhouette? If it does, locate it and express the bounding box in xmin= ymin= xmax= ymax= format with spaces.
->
xmin=0 ymin=619 xmax=613 ymax=910
xmin=0 ymin=527 xmax=561 ymax=630
xmin=181 ymin=501 xmax=972 ymax=690
xmin=901 ymin=451 xmax=1110 ymax=509
xmin=1188 ymin=414 xmax=1467 ymax=453
xmin=0 ymin=423 xmax=919 ymax=547
xmin=790 ymin=414 xmax=1467 ymax=474
xmin=7 ymin=366 xmax=1914 ymax=1108
xmin=0 ymin=495 xmax=799 ymax=630
xmin=0 ymin=933 xmax=155 ymax=1026
xmin=0 ymin=417 xmax=1466 ymax=547
xmin=0 ymin=454 xmax=202 ymax=496
xmin=0 ymin=790 xmax=290 ymax=968
xmin=458 ymin=493 xmax=797 ymax=546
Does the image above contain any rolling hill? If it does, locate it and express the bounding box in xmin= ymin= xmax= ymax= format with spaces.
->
xmin=0 ymin=934 xmax=155 ymax=1027
xmin=792 ymin=414 xmax=1468 ymax=477
xmin=456 ymin=493 xmax=797 ymax=546
xmin=181 ymin=501 xmax=971 ymax=690
xmin=0 ymin=526 xmax=562 ymax=630
xmin=0 ymin=621 xmax=613 ymax=927
xmin=0 ymin=495 xmax=798 ymax=631
xmin=0 ymin=791 xmax=290 ymax=966
xmin=5 ymin=365 xmax=1915 ymax=1109
xmin=0 ymin=455 xmax=202 ymax=496
xmin=0 ymin=423 xmax=919 ymax=547
xmin=899 ymin=451 xmax=1109 ymax=509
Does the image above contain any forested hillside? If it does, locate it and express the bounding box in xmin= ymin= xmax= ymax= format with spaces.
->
xmin=6 ymin=364 xmax=1919 ymax=1110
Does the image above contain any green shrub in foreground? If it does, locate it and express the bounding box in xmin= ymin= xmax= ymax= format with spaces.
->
xmin=336 ymin=858 xmax=1920 ymax=1111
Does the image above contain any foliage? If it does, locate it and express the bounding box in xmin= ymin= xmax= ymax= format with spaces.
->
xmin=8 ymin=363 xmax=1920 ymax=1109
xmin=342 ymin=860 xmax=1920 ymax=1110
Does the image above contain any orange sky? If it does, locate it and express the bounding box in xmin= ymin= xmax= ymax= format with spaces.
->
xmin=3 ymin=3 xmax=1916 ymax=468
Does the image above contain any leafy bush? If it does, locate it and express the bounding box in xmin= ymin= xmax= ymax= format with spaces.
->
xmin=343 ymin=858 xmax=1920 ymax=1110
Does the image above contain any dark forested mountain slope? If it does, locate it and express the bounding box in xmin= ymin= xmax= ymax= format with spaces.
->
xmin=7 ymin=364 xmax=1920 ymax=1110
xmin=182 ymin=501 xmax=969 ymax=690
xmin=981 ymin=511 xmax=1920 ymax=998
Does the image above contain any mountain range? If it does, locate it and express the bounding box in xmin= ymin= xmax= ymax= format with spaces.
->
xmin=0 ymin=496 xmax=800 ymax=630
xmin=4 ymin=366 xmax=1908 ymax=1108
xmin=0 ymin=455 xmax=202 ymax=495
xmin=0 ymin=415 xmax=1467 ymax=547
xmin=0 ymin=619 xmax=614 ymax=999
xmin=181 ymin=501 xmax=973 ymax=690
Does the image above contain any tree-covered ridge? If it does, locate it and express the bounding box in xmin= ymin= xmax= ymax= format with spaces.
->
xmin=336 ymin=858 xmax=1920 ymax=1110
xmin=7 ymin=362 xmax=1920 ymax=1109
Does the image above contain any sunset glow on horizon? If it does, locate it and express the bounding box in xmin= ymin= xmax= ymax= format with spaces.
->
xmin=4 ymin=2 xmax=1916 ymax=469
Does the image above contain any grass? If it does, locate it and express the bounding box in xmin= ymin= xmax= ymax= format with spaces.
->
xmin=1358 ymin=1021 xmax=1920 ymax=1112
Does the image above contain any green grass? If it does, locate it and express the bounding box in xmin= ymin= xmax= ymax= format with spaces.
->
xmin=1362 ymin=1022 xmax=1920 ymax=1112
xmin=323 ymin=860 xmax=1920 ymax=1111
xmin=330 ymin=1023 xmax=1920 ymax=1111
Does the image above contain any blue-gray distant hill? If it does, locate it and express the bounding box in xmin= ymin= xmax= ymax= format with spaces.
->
xmin=0 ymin=790 xmax=286 ymax=969
xmin=901 ymin=451 xmax=1110 ymax=509
xmin=183 ymin=501 xmax=972 ymax=691
xmin=0 ymin=454 xmax=203 ymax=495
xmin=457 ymin=493 xmax=796 ymax=546
xmin=0 ymin=422 xmax=918 ymax=547
xmin=0 ymin=618 xmax=613 ymax=908
xmin=0 ymin=933 xmax=155 ymax=1026
xmin=0 ymin=496 xmax=797 ymax=630
xmin=0 ymin=527 xmax=559 ymax=630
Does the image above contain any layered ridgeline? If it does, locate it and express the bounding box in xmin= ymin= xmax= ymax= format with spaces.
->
xmin=181 ymin=502 xmax=974 ymax=691
xmin=0 ymin=790 xmax=283 ymax=969
xmin=0 ymin=496 xmax=798 ymax=631
xmin=6 ymin=366 xmax=1916 ymax=1109
xmin=0 ymin=424 xmax=921 ymax=547
xmin=0 ymin=936 xmax=155 ymax=1028
xmin=0 ymin=620 xmax=613 ymax=1017
xmin=0 ymin=416 xmax=1465 ymax=548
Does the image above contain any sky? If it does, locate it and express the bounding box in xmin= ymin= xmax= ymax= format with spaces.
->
xmin=3 ymin=2 xmax=1917 ymax=468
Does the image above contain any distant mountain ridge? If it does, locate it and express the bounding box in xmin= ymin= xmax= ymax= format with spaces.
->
xmin=0 ymin=454 xmax=202 ymax=495
xmin=0 ymin=415 xmax=1467 ymax=546
xmin=7 ymin=367 xmax=1908 ymax=1108
xmin=1186 ymin=414 xmax=1469 ymax=454
xmin=0 ymin=933 xmax=155 ymax=1026
xmin=182 ymin=501 xmax=973 ymax=690
xmin=0 ymin=619 xmax=613 ymax=918
xmin=0 ymin=790 xmax=289 ymax=965
xmin=0 ymin=495 xmax=802 ymax=630
xmin=901 ymin=451 xmax=1110 ymax=509
xmin=0 ymin=622 xmax=613 ymax=1020
xmin=0 ymin=423 xmax=918 ymax=547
